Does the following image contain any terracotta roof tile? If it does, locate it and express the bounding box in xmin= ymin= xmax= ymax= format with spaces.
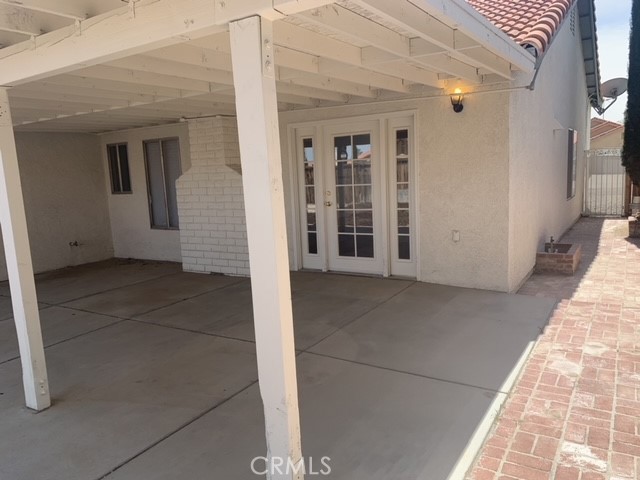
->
xmin=466 ymin=0 xmax=576 ymax=54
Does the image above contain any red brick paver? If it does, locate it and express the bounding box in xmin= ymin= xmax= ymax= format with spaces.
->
xmin=467 ymin=218 xmax=640 ymax=480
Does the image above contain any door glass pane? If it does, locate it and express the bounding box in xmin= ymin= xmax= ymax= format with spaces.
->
xmin=353 ymin=160 xmax=371 ymax=184
xmin=398 ymin=236 xmax=410 ymax=260
xmin=302 ymin=138 xmax=317 ymax=255
xmin=305 ymin=164 xmax=315 ymax=186
xmin=308 ymin=233 xmax=318 ymax=254
xmin=334 ymin=136 xmax=352 ymax=160
xmin=162 ymin=139 xmax=182 ymax=228
xmin=353 ymin=134 xmax=371 ymax=159
xmin=355 ymin=211 xmax=373 ymax=234
xmin=356 ymin=235 xmax=374 ymax=258
xmin=395 ymin=129 xmax=410 ymax=261
xmin=305 ymin=186 xmax=315 ymax=205
xmin=303 ymin=139 xmax=314 ymax=162
xmin=334 ymin=134 xmax=374 ymax=259
xmin=354 ymin=186 xmax=372 ymax=209
xmin=338 ymin=234 xmax=355 ymax=257
xmin=337 ymin=210 xmax=355 ymax=233
xmin=336 ymin=186 xmax=353 ymax=209
xmin=145 ymin=141 xmax=168 ymax=228
xmin=335 ymin=162 xmax=352 ymax=185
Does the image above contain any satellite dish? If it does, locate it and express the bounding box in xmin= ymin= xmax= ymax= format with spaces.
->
xmin=601 ymin=77 xmax=628 ymax=99
xmin=595 ymin=77 xmax=628 ymax=115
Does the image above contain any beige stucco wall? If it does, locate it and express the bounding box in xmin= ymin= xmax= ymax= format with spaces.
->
xmin=507 ymin=17 xmax=590 ymax=291
xmin=591 ymin=129 xmax=623 ymax=149
xmin=0 ymin=132 xmax=113 ymax=280
xmin=279 ymin=93 xmax=511 ymax=291
xmin=100 ymin=123 xmax=191 ymax=262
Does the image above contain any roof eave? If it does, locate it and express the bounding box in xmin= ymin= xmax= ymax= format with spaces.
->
xmin=578 ymin=0 xmax=603 ymax=110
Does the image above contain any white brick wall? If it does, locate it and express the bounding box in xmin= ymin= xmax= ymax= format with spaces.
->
xmin=176 ymin=117 xmax=250 ymax=276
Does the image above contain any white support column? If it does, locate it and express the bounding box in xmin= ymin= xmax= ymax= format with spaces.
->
xmin=229 ymin=16 xmax=303 ymax=480
xmin=0 ymin=88 xmax=50 ymax=411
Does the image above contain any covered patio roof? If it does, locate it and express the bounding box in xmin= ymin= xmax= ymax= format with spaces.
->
xmin=0 ymin=0 xmax=535 ymax=133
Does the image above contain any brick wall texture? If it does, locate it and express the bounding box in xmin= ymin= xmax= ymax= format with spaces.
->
xmin=176 ymin=117 xmax=250 ymax=276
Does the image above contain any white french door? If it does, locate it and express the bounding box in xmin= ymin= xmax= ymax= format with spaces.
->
xmin=295 ymin=115 xmax=416 ymax=278
xmin=324 ymin=122 xmax=383 ymax=274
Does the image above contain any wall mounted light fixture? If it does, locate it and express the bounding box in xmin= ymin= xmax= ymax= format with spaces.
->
xmin=450 ymin=88 xmax=464 ymax=113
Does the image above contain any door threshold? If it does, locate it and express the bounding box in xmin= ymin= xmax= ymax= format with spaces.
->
xmin=296 ymin=268 xmax=415 ymax=281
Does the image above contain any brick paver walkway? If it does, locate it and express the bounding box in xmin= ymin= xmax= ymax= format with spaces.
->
xmin=467 ymin=218 xmax=640 ymax=480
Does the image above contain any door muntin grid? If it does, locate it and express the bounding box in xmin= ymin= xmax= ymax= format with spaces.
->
xmin=334 ymin=134 xmax=374 ymax=258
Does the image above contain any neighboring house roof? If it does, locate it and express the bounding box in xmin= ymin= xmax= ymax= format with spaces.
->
xmin=466 ymin=0 xmax=574 ymax=54
xmin=467 ymin=0 xmax=602 ymax=110
xmin=591 ymin=118 xmax=623 ymax=141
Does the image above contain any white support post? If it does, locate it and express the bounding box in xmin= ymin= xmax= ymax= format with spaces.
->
xmin=229 ymin=16 xmax=303 ymax=480
xmin=0 ymin=88 xmax=50 ymax=411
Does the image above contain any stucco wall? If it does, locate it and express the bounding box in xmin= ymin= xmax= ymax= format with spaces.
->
xmin=591 ymin=129 xmax=623 ymax=149
xmin=0 ymin=132 xmax=113 ymax=280
xmin=507 ymin=15 xmax=590 ymax=291
xmin=100 ymin=123 xmax=191 ymax=262
xmin=279 ymin=94 xmax=511 ymax=291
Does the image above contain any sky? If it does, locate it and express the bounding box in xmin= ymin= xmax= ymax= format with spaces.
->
xmin=594 ymin=0 xmax=633 ymax=123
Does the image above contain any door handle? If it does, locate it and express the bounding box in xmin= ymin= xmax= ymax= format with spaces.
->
xmin=324 ymin=201 xmax=332 ymax=207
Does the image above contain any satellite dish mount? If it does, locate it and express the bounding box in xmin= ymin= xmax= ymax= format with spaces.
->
xmin=596 ymin=77 xmax=628 ymax=115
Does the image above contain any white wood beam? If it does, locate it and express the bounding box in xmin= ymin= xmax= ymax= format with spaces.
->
xmin=0 ymin=0 xmax=222 ymax=85
xmin=0 ymin=0 xmax=101 ymax=20
xmin=0 ymin=87 xmax=50 ymax=411
xmin=404 ymin=0 xmax=535 ymax=73
xmin=43 ymin=74 xmax=200 ymax=99
xmin=230 ymin=16 xmax=303 ymax=480
xmin=70 ymin=65 xmax=215 ymax=95
xmin=0 ymin=5 xmax=41 ymax=36
xmin=277 ymin=67 xmax=377 ymax=98
xmin=274 ymin=21 xmax=442 ymax=88
xmin=14 ymin=80 xmax=175 ymax=104
xmin=9 ymin=88 xmax=134 ymax=107
xmin=0 ymin=0 xmax=343 ymax=86
xmin=351 ymin=0 xmax=514 ymax=79
xmin=298 ymin=3 xmax=483 ymax=83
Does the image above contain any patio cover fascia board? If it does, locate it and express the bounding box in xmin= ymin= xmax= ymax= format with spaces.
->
xmin=0 ymin=0 xmax=535 ymax=89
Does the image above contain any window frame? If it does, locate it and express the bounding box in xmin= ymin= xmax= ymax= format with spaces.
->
xmin=142 ymin=137 xmax=182 ymax=231
xmin=106 ymin=142 xmax=132 ymax=194
xmin=567 ymin=129 xmax=578 ymax=200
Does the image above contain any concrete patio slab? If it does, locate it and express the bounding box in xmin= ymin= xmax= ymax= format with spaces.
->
xmin=310 ymin=282 xmax=556 ymax=392
xmin=290 ymin=271 xmax=413 ymax=301
xmin=0 ymin=295 xmax=13 ymax=320
xmin=0 ymin=321 xmax=257 ymax=480
xmin=0 ymin=264 xmax=555 ymax=480
xmin=105 ymin=354 xmax=497 ymax=480
xmin=136 ymin=280 xmax=384 ymax=349
xmin=0 ymin=259 xmax=182 ymax=305
xmin=0 ymin=306 xmax=118 ymax=363
xmin=62 ymin=272 xmax=244 ymax=318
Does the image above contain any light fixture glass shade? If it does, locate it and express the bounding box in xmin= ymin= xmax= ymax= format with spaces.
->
xmin=450 ymin=88 xmax=464 ymax=113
